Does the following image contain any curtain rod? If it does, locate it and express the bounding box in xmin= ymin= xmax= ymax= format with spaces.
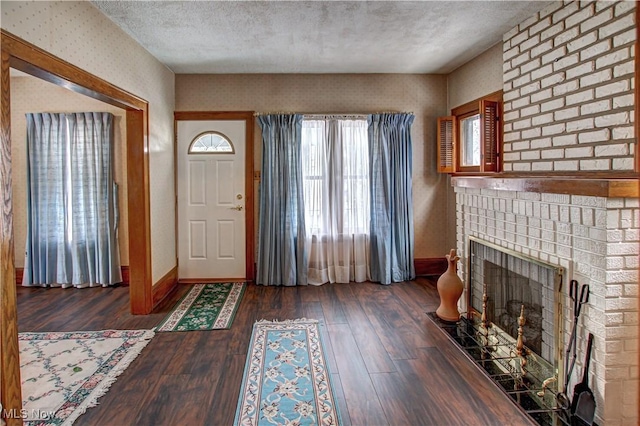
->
xmin=253 ymin=111 xmax=414 ymax=117
xmin=303 ymin=114 xmax=368 ymax=120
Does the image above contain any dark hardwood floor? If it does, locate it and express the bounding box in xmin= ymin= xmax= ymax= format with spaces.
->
xmin=16 ymin=278 xmax=535 ymax=426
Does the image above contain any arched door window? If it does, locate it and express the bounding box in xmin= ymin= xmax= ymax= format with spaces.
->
xmin=188 ymin=131 xmax=235 ymax=154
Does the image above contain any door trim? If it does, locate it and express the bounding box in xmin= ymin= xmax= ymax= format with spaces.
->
xmin=1 ymin=29 xmax=154 ymax=423
xmin=174 ymin=112 xmax=255 ymax=282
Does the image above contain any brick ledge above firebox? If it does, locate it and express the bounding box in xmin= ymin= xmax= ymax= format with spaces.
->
xmin=452 ymin=176 xmax=639 ymax=198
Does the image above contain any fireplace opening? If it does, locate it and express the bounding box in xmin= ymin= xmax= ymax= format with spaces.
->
xmin=485 ymin=262 xmax=544 ymax=355
xmin=469 ymin=238 xmax=561 ymax=366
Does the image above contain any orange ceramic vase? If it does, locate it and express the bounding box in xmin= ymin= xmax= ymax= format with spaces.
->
xmin=436 ymin=249 xmax=464 ymax=322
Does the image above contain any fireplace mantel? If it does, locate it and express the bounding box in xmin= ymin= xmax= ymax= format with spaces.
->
xmin=451 ymin=176 xmax=639 ymax=198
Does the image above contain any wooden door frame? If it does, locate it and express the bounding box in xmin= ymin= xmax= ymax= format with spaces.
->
xmin=1 ymin=30 xmax=154 ymax=423
xmin=174 ymin=112 xmax=255 ymax=282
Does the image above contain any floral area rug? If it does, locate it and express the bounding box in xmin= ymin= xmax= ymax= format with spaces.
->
xmin=19 ymin=329 xmax=154 ymax=425
xmin=234 ymin=319 xmax=341 ymax=426
xmin=155 ymin=282 xmax=245 ymax=332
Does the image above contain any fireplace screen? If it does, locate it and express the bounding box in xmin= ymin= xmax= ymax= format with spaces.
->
xmin=469 ymin=238 xmax=562 ymax=364
xmin=427 ymin=238 xmax=567 ymax=425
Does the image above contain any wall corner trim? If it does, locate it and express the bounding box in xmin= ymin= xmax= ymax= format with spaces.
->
xmin=152 ymin=265 xmax=178 ymax=308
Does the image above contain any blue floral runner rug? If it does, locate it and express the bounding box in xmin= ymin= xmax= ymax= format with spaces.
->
xmin=155 ymin=282 xmax=246 ymax=332
xmin=18 ymin=329 xmax=154 ymax=425
xmin=234 ymin=319 xmax=342 ymax=426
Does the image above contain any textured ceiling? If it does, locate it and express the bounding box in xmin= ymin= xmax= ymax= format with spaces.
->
xmin=91 ymin=0 xmax=551 ymax=74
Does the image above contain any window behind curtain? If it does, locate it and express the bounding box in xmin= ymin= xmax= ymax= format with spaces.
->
xmin=24 ymin=112 xmax=121 ymax=287
xmin=300 ymin=118 xmax=370 ymax=237
xmin=300 ymin=118 xmax=370 ymax=284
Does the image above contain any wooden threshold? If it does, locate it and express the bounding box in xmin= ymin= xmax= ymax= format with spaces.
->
xmin=451 ymin=176 xmax=639 ymax=198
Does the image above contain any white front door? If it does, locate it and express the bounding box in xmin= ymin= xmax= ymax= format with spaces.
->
xmin=177 ymin=120 xmax=246 ymax=280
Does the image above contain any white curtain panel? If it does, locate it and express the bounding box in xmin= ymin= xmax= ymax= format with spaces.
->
xmin=301 ymin=118 xmax=370 ymax=284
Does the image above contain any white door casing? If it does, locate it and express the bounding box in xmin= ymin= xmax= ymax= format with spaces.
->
xmin=177 ymin=120 xmax=246 ymax=279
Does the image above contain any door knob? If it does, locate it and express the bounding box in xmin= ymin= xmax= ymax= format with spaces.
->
xmin=230 ymin=205 xmax=243 ymax=211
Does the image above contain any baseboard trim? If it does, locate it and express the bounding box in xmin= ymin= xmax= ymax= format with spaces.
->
xmin=120 ymin=266 xmax=130 ymax=285
xmin=15 ymin=266 xmax=131 ymax=286
xmin=152 ymin=266 xmax=178 ymax=307
xmin=414 ymin=258 xmax=447 ymax=276
xmin=15 ymin=267 xmax=23 ymax=286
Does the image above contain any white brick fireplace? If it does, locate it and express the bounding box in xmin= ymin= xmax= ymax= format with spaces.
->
xmin=451 ymin=2 xmax=638 ymax=425
xmin=454 ymin=184 xmax=638 ymax=425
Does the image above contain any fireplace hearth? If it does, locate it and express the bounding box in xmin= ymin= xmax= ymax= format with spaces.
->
xmin=428 ymin=313 xmax=571 ymax=426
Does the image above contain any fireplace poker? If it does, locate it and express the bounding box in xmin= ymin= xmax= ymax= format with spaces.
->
xmin=565 ymin=281 xmax=590 ymax=394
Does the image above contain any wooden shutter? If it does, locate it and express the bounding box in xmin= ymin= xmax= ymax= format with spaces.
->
xmin=480 ymin=99 xmax=500 ymax=172
xmin=437 ymin=116 xmax=456 ymax=173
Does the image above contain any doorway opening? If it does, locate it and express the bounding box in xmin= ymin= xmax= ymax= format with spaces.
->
xmin=174 ymin=112 xmax=255 ymax=283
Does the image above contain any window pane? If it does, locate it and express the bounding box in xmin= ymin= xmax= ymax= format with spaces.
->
xmin=189 ymin=132 xmax=234 ymax=153
xmin=301 ymin=120 xmax=325 ymax=235
xmin=460 ymin=114 xmax=481 ymax=167
xmin=300 ymin=119 xmax=369 ymax=236
xmin=340 ymin=120 xmax=370 ymax=236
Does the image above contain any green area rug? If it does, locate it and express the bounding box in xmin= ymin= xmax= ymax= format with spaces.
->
xmin=156 ymin=282 xmax=245 ymax=332
xmin=234 ymin=319 xmax=341 ymax=426
xmin=19 ymin=329 xmax=154 ymax=425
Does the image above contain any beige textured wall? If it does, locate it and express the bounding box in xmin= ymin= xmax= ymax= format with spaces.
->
xmin=447 ymin=43 xmax=503 ymax=110
xmin=444 ymin=43 xmax=504 ymax=253
xmin=176 ymin=74 xmax=450 ymax=258
xmin=10 ymin=76 xmax=129 ymax=268
xmin=1 ymin=1 xmax=176 ymax=283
